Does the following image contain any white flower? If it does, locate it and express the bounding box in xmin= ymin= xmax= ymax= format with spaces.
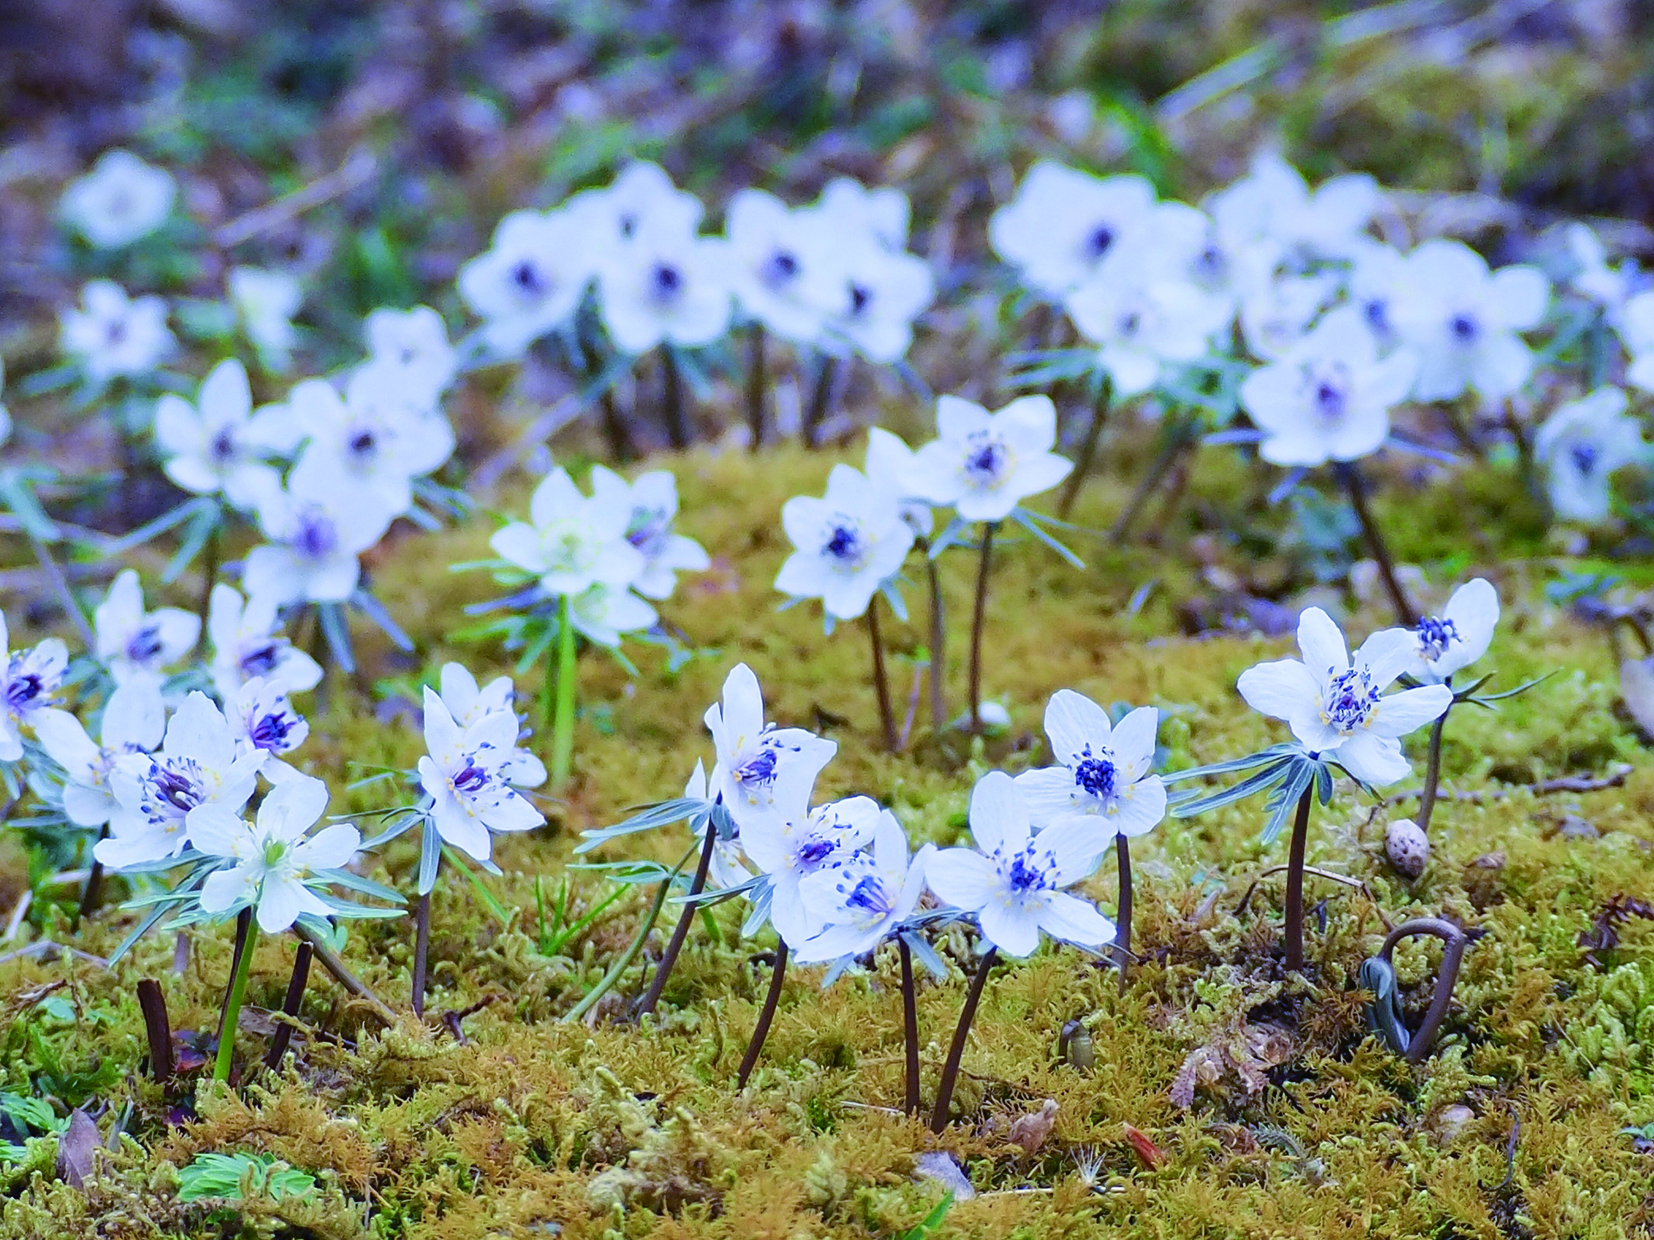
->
xmin=1533 ymin=386 xmax=1649 ymax=523
xmin=59 ymin=280 xmax=173 ymax=384
xmin=723 ymin=189 xmax=837 ymax=344
xmin=595 ymin=218 xmax=731 ymax=354
xmin=489 ymin=466 xmax=645 ymax=598
xmin=1236 ymin=607 xmax=1453 ymax=786
xmin=417 ymin=687 xmax=544 ymax=863
xmin=989 ymin=163 xmax=1162 ymax=297
xmin=285 ymin=372 xmax=450 ymax=517
xmin=226 ymin=677 xmax=309 ymax=772
xmin=865 ymin=427 xmax=935 ymax=540
xmin=229 ymin=267 xmax=303 ymax=370
xmin=742 ymin=795 xmax=882 ymax=948
xmin=437 ymin=662 xmax=544 ymax=788
xmin=574 ymin=161 xmax=704 ymax=249
xmin=1407 ymin=578 xmax=1499 ymax=684
xmin=1237 ymin=270 xmax=1340 ymax=362
xmin=795 ymin=810 xmax=932 ymax=964
xmin=1207 ymin=152 xmax=1379 ymax=265
xmin=97 ymin=691 xmax=263 ymax=869
xmin=776 ymin=464 xmax=914 ymax=621
xmin=1565 ymin=223 xmax=1638 ymax=316
xmin=910 ymin=395 xmax=1072 ymax=523
xmin=93 ymin=569 xmax=199 ymax=688
xmin=1014 ymin=691 xmax=1165 ymax=844
xmin=816 ymin=239 xmax=933 ymax=364
xmin=459 ymin=208 xmax=595 ymax=358
xmin=1390 ymin=240 xmax=1550 ymax=402
xmin=35 ymin=680 xmax=165 ymax=827
xmin=1 ymin=612 xmax=70 ymax=763
xmin=811 ymin=177 xmax=911 ymax=253
xmin=60 ymin=150 xmax=175 ymax=249
xmin=1617 ymin=292 xmax=1654 ymax=393
xmin=153 ymin=359 xmax=295 ymax=512
xmin=192 ymin=775 xmax=361 ymax=933
xmin=685 ymin=759 xmax=753 ymax=892
xmin=364 ymin=305 xmax=456 ymax=406
xmin=243 ymin=464 xmax=397 ymax=605
xmin=1346 ymin=241 xmax=1410 ymax=353
xmin=703 ymin=663 xmax=836 ymax=831
xmin=569 ymin=583 xmax=657 ymax=648
xmin=588 ymin=466 xmax=709 ymax=600
xmin=924 ymin=771 xmax=1116 ymax=958
xmin=1240 ymin=306 xmax=1418 ymax=466
xmin=207 ymin=584 xmax=322 ymax=702
xmin=1066 ymin=266 xmax=1230 ymax=395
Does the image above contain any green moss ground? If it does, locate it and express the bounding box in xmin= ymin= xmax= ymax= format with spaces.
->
xmin=4 ymin=438 xmax=1654 ymax=1239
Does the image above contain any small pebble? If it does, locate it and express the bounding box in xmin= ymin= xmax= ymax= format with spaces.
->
xmin=1385 ymin=818 xmax=1429 ymax=880
xmin=1437 ymin=1104 xmax=1475 ymax=1141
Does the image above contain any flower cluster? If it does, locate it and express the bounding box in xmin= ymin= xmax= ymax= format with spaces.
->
xmin=460 ymin=161 xmax=934 ymax=365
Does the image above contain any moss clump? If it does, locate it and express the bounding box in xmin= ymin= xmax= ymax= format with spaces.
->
xmin=2 ymin=439 xmax=1653 ymax=1239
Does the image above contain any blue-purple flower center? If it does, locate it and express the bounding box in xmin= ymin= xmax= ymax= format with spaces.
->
xmin=1415 ymin=616 xmax=1460 ymax=663
xmin=126 ymin=625 xmax=164 ymax=665
xmin=1073 ymin=746 xmax=1117 ymax=799
xmin=452 ymin=763 xmax=489 ymax=795
xmin=824 ymin=522 xmax=862 ymax=564
xmin=5 ymin=670 xmax=43 ymax=711
xmin=846 ymin=873 xmax=892 ymax=916
xmin=295 ymin=512 xmax=338 ymax=560
xmin=964 ymin=435 xmax=1008 ymax=483
xmin=249 ymin=710 xmax=298 ymax=752
xmin=1324 ymin=667 xmax=1380 ymax=732
xmin=1570 ymin=441 xmax=1599 ymax=476
xmin=1449 ymin=313 xmax=1479 ymax=343
xmin=1006 ymin=846 xmax=1054 ymax=893
xmin=797 ymin=837 xmax=836 ymax=866
xmin=734 ymin=745 xmax=779 ymax=788
xmin=240 ymin=643 xmax=281 ymax=678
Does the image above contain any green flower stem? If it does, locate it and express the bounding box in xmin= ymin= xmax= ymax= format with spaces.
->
xmin=746 ymin=322 xmax=767 ymax=452
xmin=559 ymin=852 xmax=686 ymax=1024
xmin=967 ymin=522 xmax=998 ymax=734
xmin=1113 ymin=832 xmax=1133 ymax=995
xmin=924 ymin=547 xmax=947 ymax=733
xmin=1283 ymin=784 xmax=1316 ymax=973
xmin=898 ymin=938 xmax=921 ymax=1115
xmin=735 ymin=941 xmax=789 ymax=1089
xmin=1416 ymin=708 xmax=1450 ymax=834
xmin=930 ymin=944 xmax=998 ymax=1132
xmin=213 ymin=913 xmax=258 ymax=1083
xmin=551 ymin=593 xmax=577 ymax=789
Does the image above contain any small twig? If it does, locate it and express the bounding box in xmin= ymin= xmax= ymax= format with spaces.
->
xmin=214 ymin=147 xmax=376 ymax=248
xmin=0 ymin=940 xmax=110 ymax=969
xmin=440 ymin=994 xmax=497 ymax=1044
xmin=1236 ymin=865 xmax=1394 ymax=933
xmin=1386 ymin=764 xmax=1631 ymax=805
xmin=292 ymin=923 xmax=399 ymax=1026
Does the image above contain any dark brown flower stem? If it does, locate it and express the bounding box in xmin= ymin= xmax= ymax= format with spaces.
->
xmin=1283 ymin=785 xmax=1316 ymax=973
xmin=263 ymin=941 xmax=313 ymax=1071
xmin=292 ymin=922 xmax=399 ymax=1025
xmin=745 ymin=322 xmax=767 ymax=452
xmin=578 ymin=332 xmax=634 ymax=461
xmin=661 ymin=345 xmax=690 ymax=450
xmin=924 ymin=547 xmax=947 ymax=733
xmin=867 ymin=595 xmax=897 ymax=752
xmin=1057 ymin=379 xmax=1111 ymax=520
xmin=967 ymin=522 xmax=998 ymax=734
xmin=1113 ymin=832 xmax=1132 ymax=995
xmin=802 ymin=355 xmax=838 ymax=449
xmin=1378 ymin=917 xmax=1470 ymax=1063
xmin=1336 ymin=461 xmax=1417 ymax=627
xmin=930 ymin=945 xmax=998 ymax=1132
xmin=411 ymin=891 xmax=432 ymax=1018
xmin=735 ymin=941 xmax=788 ymax=1089
xmin=1416 ymin=707 xmax=1450 ymax=834
xmin=73 ymin=828 xmax=107 ymax=930
xmin=637 ymin=824 xmax=718 ymax=1016
xmin=1503 ymin=400 xmax=1541 ymax=506
xmin=136 ymin=979 xmax=173 ymax=1083
xmin=1109 ymin=414 xmax=1191 ymax=544
xmin=898 ymin=937 xmax=921 ymax=1115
